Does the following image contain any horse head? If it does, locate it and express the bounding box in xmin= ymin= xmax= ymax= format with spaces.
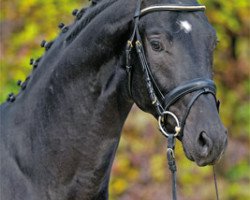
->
xmin=128 ymin=0 xmax=227 ymax=166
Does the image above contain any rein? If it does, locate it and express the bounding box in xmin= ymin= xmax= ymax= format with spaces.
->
xmin=126 ymin=1 xmax=220 ymax=199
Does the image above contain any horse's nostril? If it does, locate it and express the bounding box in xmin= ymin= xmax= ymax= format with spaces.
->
xmin=198 ymin=131 xmax=212 ymax=157
xmin=198 ymin=131 xmax=206 ymax=146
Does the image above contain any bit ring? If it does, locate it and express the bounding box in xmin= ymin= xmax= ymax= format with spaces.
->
xmin=158 ymin=111 xmax=181 ymax=138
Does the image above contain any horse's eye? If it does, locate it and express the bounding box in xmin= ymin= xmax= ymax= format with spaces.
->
xmin=150 ymin=40 xmax=163 ymax=52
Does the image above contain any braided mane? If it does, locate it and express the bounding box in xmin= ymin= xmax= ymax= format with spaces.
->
xmin=6 ymin=0 xmax=118 ymax=103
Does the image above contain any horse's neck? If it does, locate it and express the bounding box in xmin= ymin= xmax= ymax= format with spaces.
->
xmin=4 ymin=1 xmax=136 ymax=198
xmin=16 ymin=54 xmax=132 ymax=198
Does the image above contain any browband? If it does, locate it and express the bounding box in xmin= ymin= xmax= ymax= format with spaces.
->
xmin=140 ymin=4 xmax=206 ymax=16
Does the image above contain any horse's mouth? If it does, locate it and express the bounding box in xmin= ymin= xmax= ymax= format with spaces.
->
xmin=184 ymin=147 xmax=226 ymax=167
xmin=185 ymin=151 xmax=212 ymax=166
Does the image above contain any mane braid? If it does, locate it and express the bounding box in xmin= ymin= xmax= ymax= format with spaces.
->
xmin=5 ymin=0 xmax=113 ymax=102
xmin=65 ymin=0 xmax=117 ymax=44
xmin=5 ymin=0 xmax=127 ymax=103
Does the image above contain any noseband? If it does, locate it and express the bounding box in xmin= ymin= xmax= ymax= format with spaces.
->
xmin=125 ymin=1 xmax=220 ymax=200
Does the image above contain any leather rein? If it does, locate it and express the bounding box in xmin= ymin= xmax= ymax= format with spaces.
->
xmin=125 ymin=1 xmax=220 ymax=200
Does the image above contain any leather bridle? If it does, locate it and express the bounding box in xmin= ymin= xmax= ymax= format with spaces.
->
xmin=125 ymin=1 xmax=220 ymax=200
xmin=126 ymin=0 xmax=219 ymax=137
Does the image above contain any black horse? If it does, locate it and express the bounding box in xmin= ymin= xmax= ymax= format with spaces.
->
xmin=0 ymin=0 xmax=227 ymax=199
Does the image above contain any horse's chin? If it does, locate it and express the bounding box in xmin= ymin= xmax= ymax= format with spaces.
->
xmin=183 ymin=140 xmax=226 ymax=167
xmin=183 ymin=148 xmax=211 ymax=167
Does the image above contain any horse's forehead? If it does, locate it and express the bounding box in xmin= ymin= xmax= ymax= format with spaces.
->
xmin=141 ymin=0 xmax=207 ymax=29
xmin=141 ymin=10 xmax=212 ymax=37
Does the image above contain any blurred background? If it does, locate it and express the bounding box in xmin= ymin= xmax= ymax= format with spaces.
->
xmin=1 ymin=0 xmax=249 ymax=199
